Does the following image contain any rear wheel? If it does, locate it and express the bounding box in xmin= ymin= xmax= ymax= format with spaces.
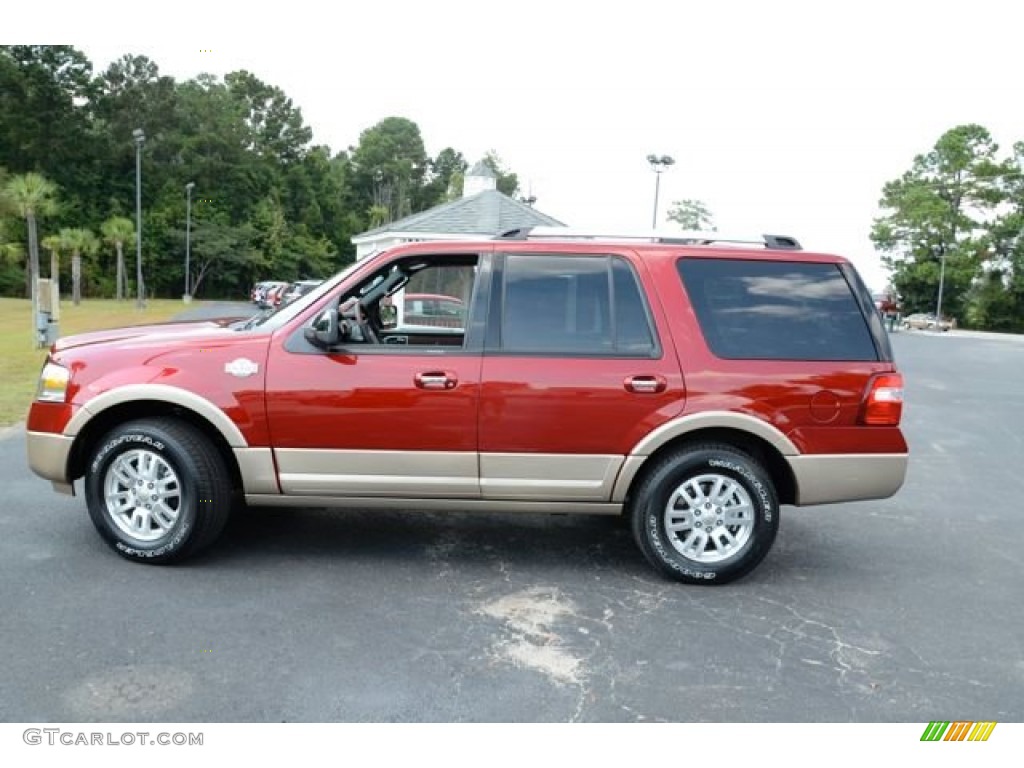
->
xmin=84 ymin=418 xmax=233 ymax=564
xmin=630 ymin=443 xmax=779 ymax=585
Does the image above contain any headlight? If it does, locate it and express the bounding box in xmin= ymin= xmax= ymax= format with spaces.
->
xmin=36 ymin=362 xmax=70 ymax=403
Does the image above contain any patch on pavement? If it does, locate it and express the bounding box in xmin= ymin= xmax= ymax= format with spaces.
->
xmin=477 ymin=587 xmax=584 ymax=686
xmin=64 ymin=665 xmax=193 ymax=719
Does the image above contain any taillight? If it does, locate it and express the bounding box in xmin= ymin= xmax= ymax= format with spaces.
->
xmin=860 ymin=373 xmax=904 ymax=425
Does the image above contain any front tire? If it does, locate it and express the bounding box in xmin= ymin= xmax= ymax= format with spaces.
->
xmin=84 ymin=418 xmax=233 ymax=564
xmin=630 ymin=443 xmax=779 ymax=585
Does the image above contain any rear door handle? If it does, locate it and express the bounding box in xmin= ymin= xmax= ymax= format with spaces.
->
xmin=415 ymin=371 xmax=458 ymax=390
xmin=624 ymin=375 xmax=667 ymax=394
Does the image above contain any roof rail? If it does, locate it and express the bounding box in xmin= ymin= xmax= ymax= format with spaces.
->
xmin=501 ymin=226 xmax=802 ymax=251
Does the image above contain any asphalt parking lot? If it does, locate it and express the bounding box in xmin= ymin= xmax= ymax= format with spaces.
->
xmin=1 ymin=329 xmax=1021 ymax=722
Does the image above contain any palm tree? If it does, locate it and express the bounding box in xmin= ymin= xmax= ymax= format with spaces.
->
xmin=4 ymin=173 xmax=58 ymax=332
xmin=101 ymin=217 xmax=135 ymax=301
xmin=61 ymin=228 xmax=99 ymax=306
xmin=41 ymin=234 xmax=63 ymax=297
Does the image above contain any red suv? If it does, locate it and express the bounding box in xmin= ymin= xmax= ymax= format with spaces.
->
xmin=26 ymin=228 xmax=907 ymax=584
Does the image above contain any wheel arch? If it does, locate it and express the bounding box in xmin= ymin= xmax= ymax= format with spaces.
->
xmin=66 ymin=399 xmax=244 ymax=494
xmin=615 ymin=425 xmax=798 ymax=508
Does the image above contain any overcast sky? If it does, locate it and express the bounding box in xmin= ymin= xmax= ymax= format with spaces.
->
xmin=10 ymin=0 xmax=1022 ymax=289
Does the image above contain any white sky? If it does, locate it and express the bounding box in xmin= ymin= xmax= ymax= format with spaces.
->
xmin=9 ymin=0 xmax=1023 ymax=290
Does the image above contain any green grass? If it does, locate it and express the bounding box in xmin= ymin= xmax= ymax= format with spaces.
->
xmin=0 ymin=298 xmax=192 ymax=426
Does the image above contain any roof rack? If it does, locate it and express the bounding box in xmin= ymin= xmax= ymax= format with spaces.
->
xmin=497 ymin=226 xmax=802 ymax=251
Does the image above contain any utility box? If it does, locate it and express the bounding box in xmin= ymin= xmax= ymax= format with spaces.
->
xmin=35 ymin=278 xmax=59 ymax=347
xmin=38 ymin=279 xmax=52 ymax=311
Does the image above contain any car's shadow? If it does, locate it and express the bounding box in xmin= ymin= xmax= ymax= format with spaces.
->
xmin=209 ymin=505 xmax=642 ymax=572
xmin=193 ymin=504 xmax=848 ymax=585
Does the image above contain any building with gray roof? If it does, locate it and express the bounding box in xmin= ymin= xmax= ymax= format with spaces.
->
xmin=351 ymin=160 xmax=565 ymax=259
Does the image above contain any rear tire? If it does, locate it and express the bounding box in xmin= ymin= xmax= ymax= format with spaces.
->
xmin=84 ymin=418 xmax=233 ymax=564
xmin=630 ymin=443 xmax=779 ymax=585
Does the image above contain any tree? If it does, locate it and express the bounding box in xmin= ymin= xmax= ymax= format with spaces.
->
xmin=350 ymin=117 xmax=429 ymax=225
xmin=667 ymin=199 xmax=716 ymax=231
xmin=4 ymin=172 xmax=58 ymax=331
xmin=101 ymin=216 xmax=135 ymax=300
xmin=481 ymin=151 xmax=519 ymax=197
xmin=225 ymin=70 xmax=312 ymax=163
xmin=871 ymin=124 xmax=1008 ymax=322
xmin=186 ymin=221 xmax=259 ymax=297
xmin=975 ymin=140 xmax=1024 ymax=331
xmin=61 ymin=228 xmax=99 ymax=305
xmin=419 ymin=147 xmax=467 ymax=207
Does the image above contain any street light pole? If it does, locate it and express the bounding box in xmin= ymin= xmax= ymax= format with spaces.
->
xmin=647 ymin=154 xmax=675 ymax=228
xmin=132 ymin=128 xmax=145 ymax=309
xmin=935 ymin=243 xmax=947 ymax=330
xmin=185 ymin=182 xmax=195 ymax=300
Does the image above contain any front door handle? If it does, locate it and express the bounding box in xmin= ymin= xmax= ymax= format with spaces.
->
xmin=415 ymin=371 xmax=458 ymax=390
xmin=624 ymin=375 xmax=667 ymax=394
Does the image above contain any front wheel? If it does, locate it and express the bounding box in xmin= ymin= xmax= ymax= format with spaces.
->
xmin=630 ymin=444 xmax=779 ymax=585
xmin=84 ymin=418 xmax=233 ymax=564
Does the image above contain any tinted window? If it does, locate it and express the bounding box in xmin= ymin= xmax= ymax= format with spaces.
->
xmin=612 ymin=258 xmax=656 ymax=353
xmin=502 ymin=254 xmax=656 ymax=355
xmin=677 ymin=259 xmax=878 ymax=361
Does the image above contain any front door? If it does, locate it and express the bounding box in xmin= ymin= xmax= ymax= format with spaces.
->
xmin=265 ymin=252 xmax=487 ymax=498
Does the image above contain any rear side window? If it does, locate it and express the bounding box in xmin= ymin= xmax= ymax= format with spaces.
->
xmin=677 ymin=259 xmax=878 ymax=361
xmin=501 ymin=254 xmax=657 ymax=356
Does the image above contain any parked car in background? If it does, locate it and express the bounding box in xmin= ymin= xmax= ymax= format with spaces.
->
xmin=872 ymin=291 xmax=901 ymax=331
xmin=903 ymin=313 xmax=952 ymax=331
xmin=253 ymin=281 xmax=289 ymax=308
xmin=251 ymin=281 xmax=272 ymax=304
xmin=264 ymin=283 xmax=290 ymax=309
xmin=282 ymin=280 xmax=324 ymax=306
xmin=401 ymin=292 xmax=465 ymax=328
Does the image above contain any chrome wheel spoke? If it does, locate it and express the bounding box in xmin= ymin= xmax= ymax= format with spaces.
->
xmin=708 ymin=476 xmax=726 ymax=505
xmin=111 ymin=461 xmax=136 ymax=488
xmin=712 ymin=527 xmax=737 ymax=551
xmin=666 ymin=510 xmax=693 ymax=531
xmin=151 ymin=501 xmax=177 ymax=531
xmin=129 ymin=507 xmax=150 ymax=534
xmin=681 ymin=529 xmax=708 ymax=557
xmin=722 ymin=505 xmax=753 ymax=526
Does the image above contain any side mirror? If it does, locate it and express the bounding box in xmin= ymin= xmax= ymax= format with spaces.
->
xmin=304 ymin=308 xmax=343 ymax=348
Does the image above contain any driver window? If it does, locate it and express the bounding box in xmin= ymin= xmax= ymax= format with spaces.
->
xmin=346 ymin=256 xmax=478 ymax=349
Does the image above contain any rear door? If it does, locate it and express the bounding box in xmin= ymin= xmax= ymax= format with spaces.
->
xmin=477 ymin=250 xmax=685 ymax=501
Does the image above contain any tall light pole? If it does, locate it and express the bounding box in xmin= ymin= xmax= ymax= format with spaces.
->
xmin=185 ymin=182 xmax=195 ymax=300
xmin=132 ymin=128 xmax=145 ymax=309
xmin=934 ymin=243 xmax=947 ymax=330
xmin=647 ymin=154 xmax=675 ymax=228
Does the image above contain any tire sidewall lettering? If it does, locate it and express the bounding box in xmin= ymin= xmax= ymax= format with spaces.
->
xmin=91 ymin=433 xmax=166 ymax=475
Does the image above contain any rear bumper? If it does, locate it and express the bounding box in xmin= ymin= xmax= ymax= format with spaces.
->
xmin=27 ymin=430 xmax=74 ymax=488
xmin=787 ymin=453 xmax=908 ymax=506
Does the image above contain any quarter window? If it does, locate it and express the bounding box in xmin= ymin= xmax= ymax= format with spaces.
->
xmin=677 ymin=258 xmax=878 ymax=361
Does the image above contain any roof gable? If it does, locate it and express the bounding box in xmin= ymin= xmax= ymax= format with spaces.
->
xmin=353 ymin=190 xmax=565 ymax=240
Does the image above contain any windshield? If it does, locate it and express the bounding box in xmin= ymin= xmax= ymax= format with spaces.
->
xmin=235 ymin=260 xmax=365 ymax=332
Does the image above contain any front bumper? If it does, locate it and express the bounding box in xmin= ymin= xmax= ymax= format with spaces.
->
xmin=26 ymin=430 xmax=75 ymax=495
